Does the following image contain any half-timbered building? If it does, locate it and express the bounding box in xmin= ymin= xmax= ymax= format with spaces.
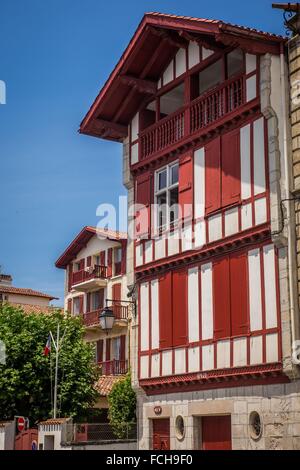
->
xmin=80 ymin=13 xmax=300 ymax=450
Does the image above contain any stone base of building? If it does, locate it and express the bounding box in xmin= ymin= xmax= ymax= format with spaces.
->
xmin=137 ymin=381 xmax=300 ymax=450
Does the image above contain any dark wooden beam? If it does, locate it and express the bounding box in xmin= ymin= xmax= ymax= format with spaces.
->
xmin=93 ymin=118 xmax=127 ymax=137
xmin=178 ymin=30 xmax=221 ymax=52
xmin=148 ymin=26 xmax=188 ymax=49
xmin=120 ymin=75 xmax=157 ymax=95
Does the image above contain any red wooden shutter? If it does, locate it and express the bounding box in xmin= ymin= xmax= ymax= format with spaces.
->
xmin=100 ymin=250 xmax=105 ymax=266
xmin=213 ymin=256 xmax=231 ymax=340
xmin=205 ymin=136 xmax=221 ymax=214
xmin=99 ymin=289 xmax=105 ymax=309
xmin=112 ymin=283 xmax=122 ymax=301
xmin=106 ymin=338 xmax=111 ymax=361
xmin=68 ymin=263 xmax=73 ymax=292
xmin=178 ymin=154 xmax=193 ymax=221
xmin=135 ymin=172 xmax=152 ymax=238
xmin=79 ymin=258 xmax=85 ymax=270
xmin=159 ymin=272 xmax=173 ymax=349
xmin=107 ymin=248 xmax=113 ymax=277
xmin=230 ymin=252 xmax=249 ymax=336
xmin=79 ymin=295 xmax=84 ymax=314
xmin=121 ymin=241 xmax=127 ymax=274
xmin=120 ymin=335 xmax=126 ymax=361
xmin=87 ymin=256 xmax=92 ymax=267
xmin=172 ymin=269 xmax=188 ymax=347
xmin=86 ymin=292 xmax=91 ymax=313
xmin=221 ymin=128 xmax=241 ymax=207
xmin=67 ymin=298 xmax=72 ymax=313
xmin=97 ymin=339 xmax=104 ymax=363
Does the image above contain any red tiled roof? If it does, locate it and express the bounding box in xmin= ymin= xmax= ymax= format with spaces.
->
xmin=9 ymin=303 xmax=63 ymax=315
xmin=95 ymin=375 xmax=124 ymax=396
xmin=39 ymin=418 xmax=70 ymax=426
xmin=80 ymin=12 xmax=286 ymax=141
xmin=145 ymin=11 xmax=285 ymax=41
xmin=0 ymin=285 xmax=58 ymax=300
xmin=55 ymin=226 xmax=127 ymax=269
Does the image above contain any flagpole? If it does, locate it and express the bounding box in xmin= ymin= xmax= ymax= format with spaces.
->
xmin=53 ymin=322 xmax=60 ymax=419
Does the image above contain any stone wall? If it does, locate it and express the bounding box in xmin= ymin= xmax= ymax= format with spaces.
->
xmin=289 ymin=35 xmax=300 ymax=311
xmin=138 ymin=382 xmax=300 ymax=450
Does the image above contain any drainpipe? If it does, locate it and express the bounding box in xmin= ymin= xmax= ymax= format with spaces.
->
xmin=280 ymin=42 xmax=299 ymax=353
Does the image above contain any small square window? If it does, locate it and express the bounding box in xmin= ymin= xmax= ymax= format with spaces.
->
xmin=158 ymin=169 xmax=167 ymax=190
xmin=170 ymin=164 xmax=179 ymax=185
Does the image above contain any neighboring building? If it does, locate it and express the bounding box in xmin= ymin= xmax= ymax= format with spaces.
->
xmin=80 ymin=13 xmax=300 ymax=449
xmin=55 ymin=226 xmax=131 ymax=416
xmin=0 ymin=274 xmax=58 ymax=313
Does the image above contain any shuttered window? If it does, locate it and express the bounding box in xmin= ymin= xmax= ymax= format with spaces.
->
xmin=213 ymin=252 xmax=249 ymax=340
xmin=159 ymin=269 xmax=188 ymax=349
xmin=205 ymin=130 xmax=241 ymax=215
xmin=178 ymin=154 xmax=193 ymax=221
xmin=135 ymin=172 xmax=152 ymax=238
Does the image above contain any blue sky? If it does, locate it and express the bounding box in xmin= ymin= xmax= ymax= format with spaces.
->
xmin=0 ymin=1 xmax=285 ymax=305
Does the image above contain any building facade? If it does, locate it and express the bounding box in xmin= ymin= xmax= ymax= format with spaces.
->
xmin=80 ymin=13 xmax=300 ymax=449
xmin=55 ymin=226 xmax=131 ymax=414
xmin=0 ymin=273 xmax=58 ymax=313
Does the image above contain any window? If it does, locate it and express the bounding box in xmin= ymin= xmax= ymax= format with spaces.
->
xmin=114 ymin=247 xmax=122 ymax=276
xmin=199 ymin=59 xmax=223 ymax=95
xmin=155 ymin=163 xmax=179 ymax=231
xmin=227 ymin=48 xmax=244 ymax=78
xmin=94 ymin=255 xmax=100 ymax=266
xmin=73 ymin=297 xmax=81 ymax=316
xmin=74 ymin=262 xmax=81 ymax=272
xmin=112 ymin=337 xmax=121 ymax=360
xmin=159 ymin=83 xmax=184 ymax=118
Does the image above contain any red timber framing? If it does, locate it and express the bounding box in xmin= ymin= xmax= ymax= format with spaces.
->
xmin=134 ymin=113 xmax=270 ymax=274
xmin=138 ymin=239 xmax=286 ymax=393
xmin=80 ymin=13 xmax=284 ymax=143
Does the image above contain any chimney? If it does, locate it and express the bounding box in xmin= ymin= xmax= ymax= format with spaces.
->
xmin=0 ymin=274 xmax=13 ymax=286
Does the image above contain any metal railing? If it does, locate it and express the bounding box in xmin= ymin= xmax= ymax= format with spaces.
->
xmin=98 ymin=359 xmax=128 ymax=375
xmin=65 ymin=422 xmax=137 ymax=443
xmin=72 ymin=265 xmax=107 ymax=286
xmin=139 ymin=73 xmax=245 ymax=160
xmin=83 ymin=301 xmax=129 ymax=327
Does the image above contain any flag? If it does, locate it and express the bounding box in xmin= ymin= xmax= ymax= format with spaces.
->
xmin=43 ymin=334 xmax=51 ymax=356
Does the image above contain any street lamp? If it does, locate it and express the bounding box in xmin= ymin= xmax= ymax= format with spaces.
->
xmin=99 ymin=305 xmax=115 ymax=332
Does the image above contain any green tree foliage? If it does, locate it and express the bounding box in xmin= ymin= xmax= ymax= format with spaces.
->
xmin=0 ymin=304 xmax=99 ymax=424
xmin=108 ymin=373 xmax=136 ymax=439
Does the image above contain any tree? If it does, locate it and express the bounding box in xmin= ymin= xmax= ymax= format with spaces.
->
xmin=0 ymin=303 xmax=99 ymax=424
xmin=108 ymin=373 xmax=136 ymax=439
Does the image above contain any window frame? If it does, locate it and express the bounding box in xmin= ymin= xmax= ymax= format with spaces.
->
xmin=154 ymin=161 xmax=179 ymax=233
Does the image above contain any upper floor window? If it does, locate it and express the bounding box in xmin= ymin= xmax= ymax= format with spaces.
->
xmin=155 ymin=162 xmax=179 ymax=231
xmin=73 ymin=297 xmax=81 ymax=316
xmin=114 ymin=247 xmax=122 ymax=276
xmin=94 ymin=255 xmax=100 ymax=266
xmin=159 ymin=83 xmax=184 ymax=119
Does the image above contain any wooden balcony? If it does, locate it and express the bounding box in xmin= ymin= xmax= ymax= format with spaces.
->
xmin=83 ymin=301 xmax=129 ymax=328
xmin=99 ymin=359 xmax=128 ymax=376
xmin=72 ymin=265 xmax=107 ymax=291
xmin=139 ymin=74 xmax=246 ymax=161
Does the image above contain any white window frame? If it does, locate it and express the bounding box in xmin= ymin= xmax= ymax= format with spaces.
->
xmin=155 ymin=162 xmax=179 ymax=232
xmin=73 ymin=297 xmax=81 ymax=316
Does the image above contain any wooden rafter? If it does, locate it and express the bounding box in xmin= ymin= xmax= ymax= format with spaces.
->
xmin=178 ymin=29 xmax=221 ymax=52
xmin=93 ymin=118 xmax=127 ymax=137
xmin=120 ymin=75 xmax=157 ymax=95
xmin=148 ymin=26 xmax=188 ymax=49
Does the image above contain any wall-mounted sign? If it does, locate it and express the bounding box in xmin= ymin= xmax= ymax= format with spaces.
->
xmin=154 ymin=406 xmax=162 ymax=416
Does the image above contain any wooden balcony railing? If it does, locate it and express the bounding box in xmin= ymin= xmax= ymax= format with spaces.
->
xmin=139 ymin=74 xmax=246 ymax=160
xmin=72 ymin=265 xmax=107 ymax=286
xmin=83 ymin=301 xmax=129 ymax=327
xmin=99 ymin=359 xmax=128 ymax=376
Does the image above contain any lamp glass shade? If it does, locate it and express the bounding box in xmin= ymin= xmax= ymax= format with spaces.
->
xmin=99 ymin=307 xmax=115 ymax=331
